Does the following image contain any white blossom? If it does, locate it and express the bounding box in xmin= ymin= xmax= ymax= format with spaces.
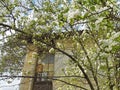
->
xmin=57 ymin=42 xmax=63 ymax=49
xmin=95 ymin=6 xmax=108 ymax=12
xmin=49 ymin=48 xmax=55 ymax=54
xmin=111 ymin=32 xmax=120 ymax=39
xmin=95 ymin=17 xmax=104 ymax=24
xmin=67 ymin=9 xmax=80 ymax=22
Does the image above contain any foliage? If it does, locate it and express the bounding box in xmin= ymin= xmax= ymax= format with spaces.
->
xmin=0 ymin=0 xmax=120 ymax=89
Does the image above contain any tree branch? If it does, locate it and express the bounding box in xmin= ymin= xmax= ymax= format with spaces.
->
xmin=39 ymin=40 xmax=95 ymax=90
xmin=53 ymin=78 xmax=88 ymax=90
xmin=0 ymin=23 xmax=27 ymax=34
xmin=78 ymin=39 xmax=99 ymax=90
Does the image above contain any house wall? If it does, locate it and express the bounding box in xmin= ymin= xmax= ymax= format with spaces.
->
xmin=53 ymin=48 xmax=74 ymax=90
xmin=19 ymin=44 xmax=38 ymax=90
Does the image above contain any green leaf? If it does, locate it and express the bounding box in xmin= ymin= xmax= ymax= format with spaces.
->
xmin=59 ymin=21 xmax=64 ymax=27
xmin=112 ymin=45 xmax=120 ymax=52
xmin=70 ymin=18 xmax=74 ymax=25
xmin=90 ymin=6 xmax=95 ymax=11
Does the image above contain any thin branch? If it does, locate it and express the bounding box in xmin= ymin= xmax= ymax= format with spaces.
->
xmin=78 ymin=39 xmax=99 ymax=90
xmin=1 ymin=0 xmax=16 ymax=27
xmin=53 ymin=78 xmax=88 ymax=90
xmin=39 ymin=40 xmax=95 ymax=90
xmin=79 ymin=2 xmax=112 ymax=19
xmin=106 ymin=58 xmax=114 ymax=90
xmin=0 ymin=23 xmax=27 ymax=34
xmin=19 ymin=3 xmax=32 ymax=11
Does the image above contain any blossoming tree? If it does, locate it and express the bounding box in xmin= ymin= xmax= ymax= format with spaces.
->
xmin=0 ymin=0 xmax=120 ymax=90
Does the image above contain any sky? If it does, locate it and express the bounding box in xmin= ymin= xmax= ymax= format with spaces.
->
xmin=0 ymin=78 xmax=20 ymax=90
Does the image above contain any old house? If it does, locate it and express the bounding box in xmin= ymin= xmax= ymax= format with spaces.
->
xmin=19 ymin=31 xmax=83 ymax=90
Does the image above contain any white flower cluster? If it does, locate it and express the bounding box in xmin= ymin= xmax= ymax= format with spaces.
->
xmin=99 ymin=32 xmax=120 ymax=52
xmin=67 ymin=9 xmax=80 ymax=22
xmin=111 ymin=31 xmax=120 ymax=40
xmin=95 ymin=6 xmax=108 ymax=12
